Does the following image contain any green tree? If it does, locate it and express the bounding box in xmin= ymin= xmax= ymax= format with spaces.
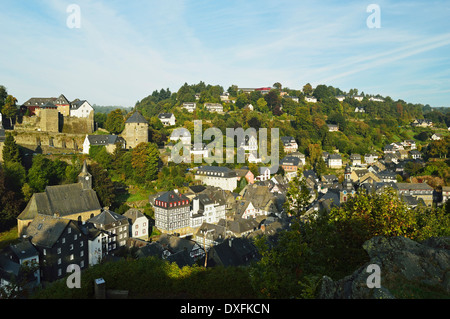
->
xmin=89 ymin=162 xmax=115 ymax=207
xmin=256 ymin=98 xmax=269 ymax=113
xmin=2 ymin=132 xmax=20 ymax=163
xmin=2 ymin=95 xmax=18 ymax=127
xmin=27 ymin=155 xmax=54 ymax=193
xmin=131 ymin=142 xmax=160 ymax=184
xmin=302 ymin=83 xmax=313 ymax=96
xmin=0 ymin=85 xmax=7 ymax=109
xmin=3 ymin=160 xmax=26 ymax=193
xmin=283 ymin=168 xmax=312 ymax=219
xmin=105 ymin=109 xmax=125 ymax=134
xmin=251 ymin=224 xmax=309 ymax=298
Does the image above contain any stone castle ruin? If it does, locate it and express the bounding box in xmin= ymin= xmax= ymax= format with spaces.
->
xmin=0 ymin=94 xmax=95 ymax=158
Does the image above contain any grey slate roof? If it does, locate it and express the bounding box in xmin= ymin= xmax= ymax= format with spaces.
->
xmin=209 ymin=237 xmax=259 ymax=267
xmin=155 ymin=190 xmax=189 ymax=204
xmin=87 ymin=134 xmax=122 ymax=146
xmin=18 ymin=183 xmax=101 ymax=220
xmin=196 ymin=166 xmax=237 ymax=178
xmin=23 ymin=94 xmax=69 ymax=107
xmin=280 ymin=156 xmax=301 ymax=166
xmin=88 ymin=209 xmax=127 ymax=226
xmin=24 ymin=215 xmax=74 ymax=248
xmin=7 ymin=239 xmax=39 ymax=260
xmin=123 ymin=208 xmax=147 ymax=224
xmin=158 ymin=113 xmax=174 ymax=119
xmin=70 ymin=100 xmax=88 ymax=110
xmin=126 ymin=111 xmax=148 ymax=124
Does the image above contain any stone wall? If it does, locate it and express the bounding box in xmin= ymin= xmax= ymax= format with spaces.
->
xmin=8 ymin=130 xmax=86 ymax=153
xmin=15 ymin=112 xmax=94 ymax=135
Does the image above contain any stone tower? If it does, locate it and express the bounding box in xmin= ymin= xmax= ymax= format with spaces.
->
xmin=40 ymin=104 xmax=60 ymax=133
xmin=78 ymin=160 xmax=92 ymax=190
xmin=122 ymin=111 xmax=148 ymax=149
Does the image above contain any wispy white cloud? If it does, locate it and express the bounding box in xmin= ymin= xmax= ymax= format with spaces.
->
xmin=0 ymin=0 xmax=449 ymax=107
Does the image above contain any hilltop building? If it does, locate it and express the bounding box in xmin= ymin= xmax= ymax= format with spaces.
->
xmin=122 ymin=111 xmax=149 ymax=149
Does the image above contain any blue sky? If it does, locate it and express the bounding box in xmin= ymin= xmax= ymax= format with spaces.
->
xmin=1 ymin=0 xmax=449 ymax=107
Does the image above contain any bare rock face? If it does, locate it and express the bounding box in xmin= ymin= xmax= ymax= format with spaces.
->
xmin=319 ymin=236 xmax=450 ymax=299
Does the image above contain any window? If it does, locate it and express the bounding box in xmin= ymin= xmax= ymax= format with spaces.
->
xmin=74 ymin=234 xmax=78 ymax=240
xmin=68 ymin=228 xmax=71 ymax=234
xmin=69 ymin=244 xmax=74 ymax=251
xmin=70 ymin=254 xmax=74 ymax=261
xmin=80 ymin=241 xmax=84 ymax=247
xmin=80 ymin=251 xmax=84 ymax=257
xmin=62 ymin=237 xmax=65 ymax=244
xmin=58 ymin=269 xmax=62 ymax=276
xmin=57 ymin=248 xmax=61 ymax=254
xmin=58 ymin=258 xmax=62 ymax=265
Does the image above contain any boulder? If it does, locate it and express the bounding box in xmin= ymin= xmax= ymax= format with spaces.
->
xmin=319 ymin=236 xmax=450 ymax=299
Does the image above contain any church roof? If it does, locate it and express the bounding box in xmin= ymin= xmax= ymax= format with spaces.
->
xmin=18 ymin=183 xmax=101 ymax=221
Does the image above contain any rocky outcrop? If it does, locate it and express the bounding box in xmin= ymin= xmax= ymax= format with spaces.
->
xmin=319 ymin=236 xmax=450 ymax=299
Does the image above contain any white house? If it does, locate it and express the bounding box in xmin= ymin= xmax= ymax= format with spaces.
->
xmin=353 ymin=95 xmax=364 ymax=102
xmin=305 ymin=96 xmax=317 ymax=103
xmin=327 ymin=124 xmax=339 ymax=132
xmin=220 ymin=92 xmax=230 ymax=102
xmin=256 ymin=167 xmax=272 ymax=181
xmin=124 ymin=208 xmax=149 ymax=241
xmin=70 ymin=100 xmax=94 ymax=118
xmin=83 ymin=134 xmax=125 ymax=154
xmin=182 ymin=102 xmax=197 ymax=113
xmin=402 ymin=140 xmax=417 ymax=150
xmin=240 ymin=134 xmax=258 ymax=152
xmin=86 ymin=228 xmax=109 ymax=266
xmin=280 ymin=136 xmax=298 ymax=153
xmin=328 ymin=154 xmax=342 ymax=169
xmin=350 ymin=154 xmax=362 ymax=166
xmin=247 ymin=152 xmax=262 ymax=163
xmin=431 ymin=133 xmax=442 ymax=141
xmin=195 ymin=166 xmax=238 ymax=192
xmin=205 ymin=103 xmax=224 ymax=113
xmin=364 ymin=153 xmax=378 ymax=164
xmin=170 ymin=128 xmax=191 ymax=145
xmin=191 ymin=192 xmax=226 ymax=228
xmin=158 ymin=113 xmax=176 ymax=126
xmin=191 ymin=143 xmax=209 ymax=158
xmin=369 ymin=97 xmax=384 ymax=102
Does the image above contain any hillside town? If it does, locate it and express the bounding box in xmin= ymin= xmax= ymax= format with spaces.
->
xmin=0 ymin=85 xmax=449 ymax=298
